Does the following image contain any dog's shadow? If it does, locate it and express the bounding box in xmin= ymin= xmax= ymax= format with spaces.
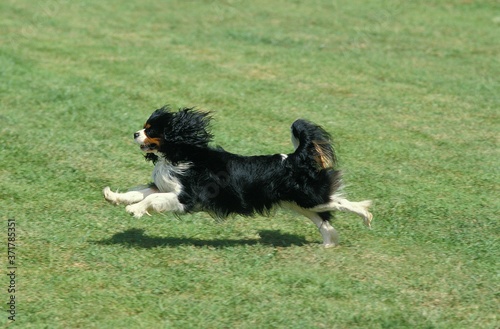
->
xmin=94 ymin=228 xmax=308 ymax=249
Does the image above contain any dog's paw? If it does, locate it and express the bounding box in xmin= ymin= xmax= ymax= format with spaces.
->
xmin=125 ymin=204 xmax=151 ymax=219
xmin=103 ymin=187 xmax=122 ymax=205
xmin=103 ymin=186 xmax=120 ymax=205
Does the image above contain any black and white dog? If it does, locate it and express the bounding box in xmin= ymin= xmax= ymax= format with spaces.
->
xmin=103 ymin=106 xmax=372 ymax=247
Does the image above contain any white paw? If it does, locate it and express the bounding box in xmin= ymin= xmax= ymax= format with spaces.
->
xmin=103 ymin=186 xmax=120 ymax=205
xmin=125 ymin=204 xmax=150 ymax=219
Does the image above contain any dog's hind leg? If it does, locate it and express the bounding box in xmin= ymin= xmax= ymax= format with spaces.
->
xmin=310 ymin=195 xmax=373 ymax=228
xmin=284 ymin=203 xmax=339 ymax=247
xmin=103 ymin=185 xmax=159 ymax=205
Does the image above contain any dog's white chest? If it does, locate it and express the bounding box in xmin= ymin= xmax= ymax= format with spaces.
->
xmin=152 ymin=159 xmax=189 ymax=194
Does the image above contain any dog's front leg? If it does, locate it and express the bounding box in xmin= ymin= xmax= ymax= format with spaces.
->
xmin=103 ymin=185 xmax=159 ymax=205
xmin=125 ymin=193 xmax=185 ymax=218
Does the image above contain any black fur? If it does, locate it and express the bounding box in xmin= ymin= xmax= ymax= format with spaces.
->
xmin=142 ymin=106 xmax=343 ymax=219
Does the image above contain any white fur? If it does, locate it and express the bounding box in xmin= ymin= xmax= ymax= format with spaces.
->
xmin=284 ymin=202 xmax=340 ymax=247
xmin=104 ymin=159 xmax=190 ymax=217
xmin=125 ymin=193 xmax=185 ymax=218
xmin=103 ymin=186 xmax=158 ymax=205
xmin=152 ymin=158 xmax=190 ymax=194
xmin=310 ymin=194 xmax=373 ymax=227
xmin=134 ymin=129 xmax=147 ymax=144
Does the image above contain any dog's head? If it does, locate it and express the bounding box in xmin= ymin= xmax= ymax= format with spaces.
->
xmin=134 ymin=108 xmax=172 ymax=153
xmin=134 ymin=106 xmax=213 ymax=160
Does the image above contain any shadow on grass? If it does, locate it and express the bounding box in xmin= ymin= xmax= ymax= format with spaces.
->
xmin=94 ymin=228 xmax=308 ymax=249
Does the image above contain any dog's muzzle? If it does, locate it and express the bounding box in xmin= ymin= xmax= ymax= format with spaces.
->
xmin=134 ymin=129 xmax=159 ymax=152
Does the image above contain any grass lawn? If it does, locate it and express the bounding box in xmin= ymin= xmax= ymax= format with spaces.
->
xmin=1 ymin=0 xmax=498 ymax=328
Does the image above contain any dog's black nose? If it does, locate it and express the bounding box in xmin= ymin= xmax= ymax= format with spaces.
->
xmin=134 ymin=132 xmax=140 ymax=139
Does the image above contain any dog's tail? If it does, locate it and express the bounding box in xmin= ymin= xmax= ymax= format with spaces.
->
xmin=291 ymin=119 xmax=337 ymax=170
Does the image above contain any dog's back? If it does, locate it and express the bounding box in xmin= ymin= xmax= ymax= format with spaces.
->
xmin=176 ymin=119 xmax=343 ymax=217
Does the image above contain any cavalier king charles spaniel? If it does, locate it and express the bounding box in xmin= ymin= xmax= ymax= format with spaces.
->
xmin=104 ymin=106 xmax=372 ymax=247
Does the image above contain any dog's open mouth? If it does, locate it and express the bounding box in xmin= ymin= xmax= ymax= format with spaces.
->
xmin=140 ymin=143 xmax=158 ymax=152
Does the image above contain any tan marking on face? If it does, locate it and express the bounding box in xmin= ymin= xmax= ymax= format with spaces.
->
xmin=144 ymin=136 xmax=161 ymax=146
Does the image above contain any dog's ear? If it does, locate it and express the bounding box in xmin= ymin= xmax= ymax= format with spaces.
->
xmin=164 ymin=108 xmax=214 ymax=147
xmin=147 ymin=106 xmax=174 ymax=126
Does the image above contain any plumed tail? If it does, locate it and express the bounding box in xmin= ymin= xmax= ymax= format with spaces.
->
xmin=291 ymin=119 xmax=337 ymax=170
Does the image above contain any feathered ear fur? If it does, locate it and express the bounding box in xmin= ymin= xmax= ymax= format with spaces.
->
xmin=147 ymin=106 xmax=174 ymax=126
xmin=163 ymin=108 xmax=213 ymax=147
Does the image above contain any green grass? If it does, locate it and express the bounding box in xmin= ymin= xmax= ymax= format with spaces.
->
xmin=1 ymin=0 xmax=498 ymax=328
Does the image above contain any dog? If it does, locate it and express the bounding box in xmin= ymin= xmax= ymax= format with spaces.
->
xmin=103 ymin=106 xmax=372 ymax=247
